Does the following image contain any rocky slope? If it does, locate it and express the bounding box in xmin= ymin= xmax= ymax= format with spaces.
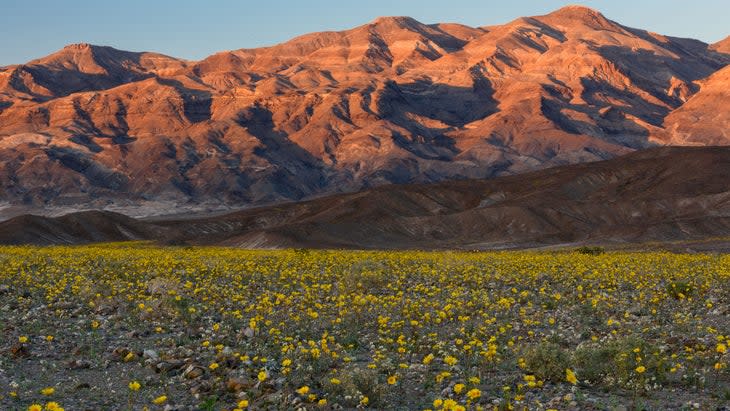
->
xmin=711 ymin=36 xmax=730 ymax=53
xmin=3 ymin=147 xmax=729 ymax=249
xmin=0 ymin=6 xmax=728 ymax=210
xmin=657 ymin=65 xmax=730 ymax=145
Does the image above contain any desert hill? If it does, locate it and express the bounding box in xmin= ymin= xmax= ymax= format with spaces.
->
xmin=2 ymin=147 xmax=728 ymax=250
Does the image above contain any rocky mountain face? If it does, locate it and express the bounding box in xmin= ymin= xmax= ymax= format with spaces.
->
xmin=711 ymin=36 xmax=730 ymax=54
xmin=0 ymin=6 xmax=728 ymax=211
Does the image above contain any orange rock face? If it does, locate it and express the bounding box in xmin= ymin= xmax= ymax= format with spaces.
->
xmin=711 ymin=36 xmax=730 ymax=54
xmin=0 ymin=6 xmax=728 ymax=210
xmin=657 ymin=66 xmax=730 ymax=145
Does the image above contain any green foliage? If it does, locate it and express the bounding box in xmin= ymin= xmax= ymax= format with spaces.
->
xmin=573 ymin=336 xmax=669 ymax=390
xmin=667 ymin=280 xmax=693 ymax=299
xmin=576 ymin=246 xmax=605 ymax=255
xmin=522 ymin=342 xmax=571 ymax=383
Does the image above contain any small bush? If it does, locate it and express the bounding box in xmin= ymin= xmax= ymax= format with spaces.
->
xmin=667 ymin=281 xmax=693 ymax=299
xmin=576 ymin=246 xmax=605 ymax=255
xmin=573 ymin=336 xmax=669 ymax=390
xmin=522 ymin=342 xmax=571 ymax=383
xmin=573 ymin=344 xmax=621 ymax=384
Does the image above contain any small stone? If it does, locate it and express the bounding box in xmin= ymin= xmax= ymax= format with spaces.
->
xmin=111 ymin=346 xmax=130 ymax=360
xmin=67 ymin=359 xmax=92 ymax=369
xmin=183 ymin=364 xmax=205 ymax=379
xmin=9 ymin=343 xmax=30 ymax=358
xmin=190 ymin=381 xmax=212 ymax=395
xmin=74 ymin=382 xmax=91 ymax=390
xmin=155 ymin=360 xmax=185 ymax=373
xmin=143 ymin=349 xmax=159 ymax=360
xmin=226 ymin=377 xmax=253 ymax=393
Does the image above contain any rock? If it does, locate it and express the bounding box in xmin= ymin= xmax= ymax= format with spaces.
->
xmin=67 ymin=359 xmax=92 ymax=369
xmin=226 ymin=377 xmax=253 ymax=393
xmin=74 ymin=382 xmax=91 ymax=390
xmin=125 ymin=330 xmax=140 ymax=338
xmin=143 ymin=349 xmax=159 ymax=360
xmin=241 ymin=327 xmax=255 ymax=339
xmin=110 ymin=346 xmax=131 ymax=361
xmin=155 ymin=360 xmax=185 ymax=373
xmin=9 ymin=343 xmax=30 ymax=358
xmin=183 ymin=364 xmax=206 ymax=379
xmin=190 ymin=381 xmax=212 ymax=395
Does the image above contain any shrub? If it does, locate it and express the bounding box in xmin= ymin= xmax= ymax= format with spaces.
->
xmin=576 ymin=246 xmax=605 ymax=255
xmin=667 ymin=280 xmax=693 ymax=299
xmin=522 ymin=342 xmax=571 ymax=383
xmin=573 ymin=336 xmax=669 ymax=390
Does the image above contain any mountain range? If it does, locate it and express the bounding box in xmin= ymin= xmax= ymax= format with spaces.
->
xmin=1 ymin=5 xmax=728 ymax=217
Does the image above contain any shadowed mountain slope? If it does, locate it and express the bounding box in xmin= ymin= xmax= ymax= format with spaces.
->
xmin=158 ymin=146 xmax=730 ymax=249
xmin=0 ymin=210 xmax=171 ymax=245
xmin=2 ymin=147 xmax=728 ymax=250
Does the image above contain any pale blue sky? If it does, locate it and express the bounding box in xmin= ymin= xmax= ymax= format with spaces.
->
xmin=1 ymin=0 xmax=728 ymax=66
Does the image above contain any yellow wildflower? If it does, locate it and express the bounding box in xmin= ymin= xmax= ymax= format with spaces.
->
xmin=45 ymin=402 xmax=63 ymax=411
xmin=566 ymin=368 xmax=578 ymax=385
xmin=152 ymin=395 xmax=167 ymax=404
xmin=467 ymin=388 xmax=481 ymax=400
xmin=423 ymin=353 xmax=435 ymax=365
xmin=717 ymin=343 xmax=727 ymax=354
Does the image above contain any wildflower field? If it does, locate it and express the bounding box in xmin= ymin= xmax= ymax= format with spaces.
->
xmin=0 ymin=245 xmax=729 ymax=410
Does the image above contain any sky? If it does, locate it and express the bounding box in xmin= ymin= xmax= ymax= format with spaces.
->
xmin=1 ymin=0 xmax=728 ymax=66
